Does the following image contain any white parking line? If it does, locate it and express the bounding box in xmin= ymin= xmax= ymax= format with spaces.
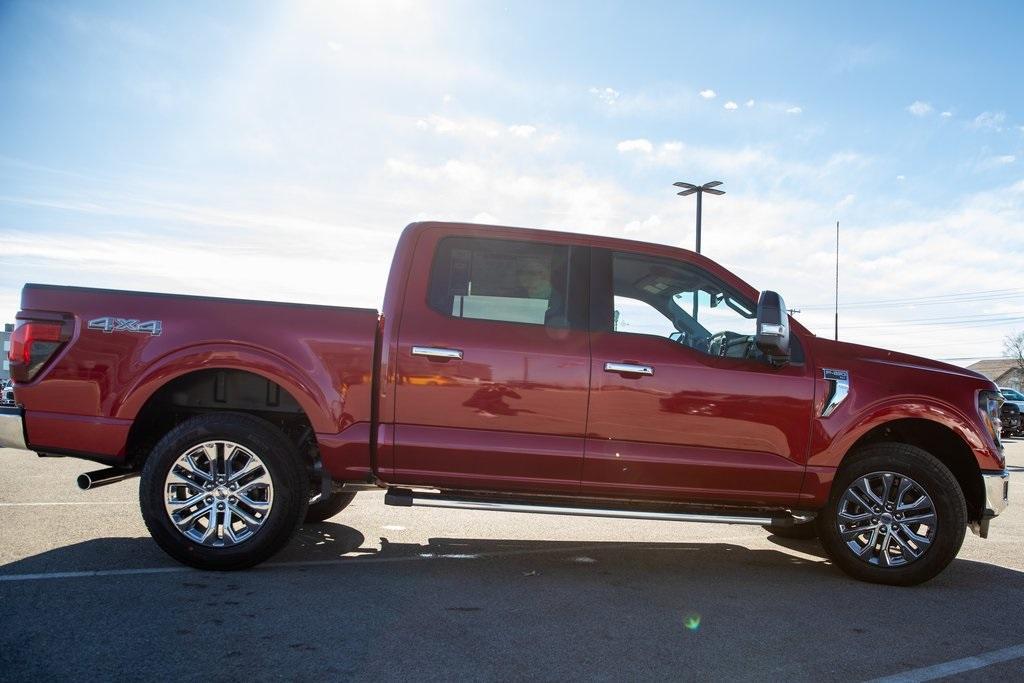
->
xmin=0 ymin=542 xmax=636 ymax=582
xmin=0 ymin=502 xmax=132 ymax=507
xmin=866 ymin=643 xmax=1024 ymax=682
xmin=0 ymin=566 xmax=190 ymax=581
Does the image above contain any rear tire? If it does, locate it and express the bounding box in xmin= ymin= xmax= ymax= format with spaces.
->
xmin=304 ymin=491 xmax=357 ymax=523
xmin=816 ymin=443 xmax=966 ymax=586
xmin=140 ymin=412 xmax=308 ymax=570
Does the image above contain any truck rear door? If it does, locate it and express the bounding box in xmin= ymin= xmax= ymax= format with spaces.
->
xmin=391 ymin=228 xmax=591 ymax=494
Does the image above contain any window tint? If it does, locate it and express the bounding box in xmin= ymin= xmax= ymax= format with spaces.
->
xmin=429 ymin=237 xmax=576 ymax=327
xmin=610 ymin=251 xmax=758 ymax=358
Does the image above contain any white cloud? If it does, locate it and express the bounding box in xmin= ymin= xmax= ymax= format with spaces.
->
xmin=745 ymin=99 xmax=755 ymax=108
xmin=589 ymin=86 xmax=620 ymax=104
xmin=616 ymin=138 xmax=653 ymax=154
xmin=6 ymin=142 xmax=1021 ymax=362
xmin=786 ymin=106 xmax=802 ymax=115
xmin=896 ymin=174 xmax=906 ymax=181
xmin=414 ymin=114 xmax=500 ymax=138
xmin=971 ymin=111 xmax=1006 ymax=131
xmin=699 ymin=89 xmax=716 ymax=99
xmin=624 ymin=214 xmax=662 ymax=234
xmin=940 ymin=111 xmax=952 ymax=118
xmin=723 ymin=101 xmax=738 ymax=110
xmin=906 ymin=101 xmax=933 ymax=116
xmin=326 ymin=40 xmax=342 ymax=52
xmin=977 ymin=154 xmax=1017 ymax=171
xmin=508 ymin=124 xmax=537 ymax=138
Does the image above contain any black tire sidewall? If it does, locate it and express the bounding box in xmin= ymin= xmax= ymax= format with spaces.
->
xmin=817 ymin=443 xmax=967 ymax=586
xmin=304 ymin=491 xmax=357 ymax=523
xmin=140 ymin=413 xmax=308 ymax=570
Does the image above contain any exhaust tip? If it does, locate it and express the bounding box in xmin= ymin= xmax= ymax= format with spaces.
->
xmin=77 ymin=467 xmax=138 ymax=490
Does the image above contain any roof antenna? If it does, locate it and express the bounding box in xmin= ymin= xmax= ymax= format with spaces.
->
xmin=834 ymin=220 xmax=840 ymax=341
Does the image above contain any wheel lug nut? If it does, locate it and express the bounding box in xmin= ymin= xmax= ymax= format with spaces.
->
xmin=205 ymin=496 xmax=213 ymax=504
xmin=217 ymin=503 xmax=225 ymax=510
xmin=229 ymin=496 xmax=237 ymax=503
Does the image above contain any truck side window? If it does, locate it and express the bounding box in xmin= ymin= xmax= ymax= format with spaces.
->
xmin=428 ymin=237 xmax=578 ymax=328
xmin=610 ymin=252 xmax=758 ymax=358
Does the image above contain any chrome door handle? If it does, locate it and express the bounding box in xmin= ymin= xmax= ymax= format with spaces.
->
xmin=604 ymin=362 xmax=654 ymax=376
xmin=411 ymin=346 xmax=463 ymax=360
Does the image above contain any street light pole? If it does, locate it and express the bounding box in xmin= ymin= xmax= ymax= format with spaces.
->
xmin=674 ymin=180 xmax=724 ymax=320
xmin=695 ymin=189 xmax=702 ymax=253
xmin=673 ymin=180 xmax=724 ymax=254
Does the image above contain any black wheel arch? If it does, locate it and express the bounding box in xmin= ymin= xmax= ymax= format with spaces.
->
xmin=840 ymin=418 xmax=984 ymax=523
xmin=124 ymin=368 xmax=320 ymax=478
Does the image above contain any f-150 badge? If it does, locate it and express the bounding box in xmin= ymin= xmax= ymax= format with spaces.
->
xmin=88 ymin=317 xmax=162 ymax=336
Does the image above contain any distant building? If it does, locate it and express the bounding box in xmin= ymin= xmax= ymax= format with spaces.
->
xmin=1 ymin=323 xmax=12 ymax=381
xmin=967 ymin=358 xmax=1023 ymax=391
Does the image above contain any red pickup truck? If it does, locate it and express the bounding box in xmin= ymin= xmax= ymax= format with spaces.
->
xmin=2 ymin=221 xmax=1009 ymax=585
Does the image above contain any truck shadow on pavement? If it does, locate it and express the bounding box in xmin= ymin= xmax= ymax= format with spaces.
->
xmin=4 ymin=522 xmax=1024 ymax=682
xmin=1 ymin=520 xmax=1021 ymax=595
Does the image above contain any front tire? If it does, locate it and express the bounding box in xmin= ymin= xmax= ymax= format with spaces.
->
xmin=816 ymin=443 xmax=966 ymax=586
xmin=140 ymin=412 xmax=308 ymax=570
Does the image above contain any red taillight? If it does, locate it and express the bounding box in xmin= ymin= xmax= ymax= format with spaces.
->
xmin=9 ymin=320 xmax=68 ymax=383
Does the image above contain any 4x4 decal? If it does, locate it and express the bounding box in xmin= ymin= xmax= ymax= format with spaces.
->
xmin=87 ymin=317 xmax=162 ymax=336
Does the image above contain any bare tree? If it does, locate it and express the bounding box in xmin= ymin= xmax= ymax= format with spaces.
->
xmin=1005 ymin=331 xmax=1024 ymax=374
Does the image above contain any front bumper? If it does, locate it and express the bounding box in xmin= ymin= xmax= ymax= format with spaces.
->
xmin=976 ymin=469 xmax=1009 ymax=538
xmin=0 ymin=407 xmax=28 ymax=450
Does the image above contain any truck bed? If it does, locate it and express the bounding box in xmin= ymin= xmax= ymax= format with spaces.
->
xmin=15 ymin=284 xmax=380 ymax=476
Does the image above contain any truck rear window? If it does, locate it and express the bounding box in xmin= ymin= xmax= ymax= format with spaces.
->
xmin=428 ymin=236 xmax=572 ymax=327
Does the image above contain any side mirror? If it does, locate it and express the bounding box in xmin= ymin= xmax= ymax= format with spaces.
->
xmin=755 ymin=290 xmax=790 ymax=365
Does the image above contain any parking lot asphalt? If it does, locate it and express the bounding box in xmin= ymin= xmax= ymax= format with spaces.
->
xmin=2 ymin=440 xmax=1023 ymax=682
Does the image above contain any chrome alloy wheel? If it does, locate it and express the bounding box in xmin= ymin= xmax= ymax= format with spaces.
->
xmin=163 ymin=441 xmax=274 ymax=547
xmin=836 ymin=471 xmax=937 ymax=568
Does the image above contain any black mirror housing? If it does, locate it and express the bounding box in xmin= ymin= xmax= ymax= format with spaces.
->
xmin=755 ymin=290 xmax=790 ymax=364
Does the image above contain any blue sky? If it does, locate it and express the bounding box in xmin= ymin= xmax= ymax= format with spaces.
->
xmin=1 ymin=1 xmax=1022 ymax=362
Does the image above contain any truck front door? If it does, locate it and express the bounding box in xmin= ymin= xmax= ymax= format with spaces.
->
xmin=392 ymin=229 xmax=591 ymax=494
xmin=583 ymin=248 xmax=814 ymax=506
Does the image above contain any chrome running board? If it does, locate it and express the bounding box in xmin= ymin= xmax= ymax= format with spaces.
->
xmin=385 ymin=488 xmax=788 ymax=526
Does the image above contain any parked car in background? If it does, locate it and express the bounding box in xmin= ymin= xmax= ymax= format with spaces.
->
xmin=999 ymin=386 xmax=1024 ymax=413
xmin=0 ymin=221 xmax=1011 ymax=586
xmin=1001 ymin=401 xmax=1022 ymax=438
xmin=0 ymin=381 xmax=15 ymax=407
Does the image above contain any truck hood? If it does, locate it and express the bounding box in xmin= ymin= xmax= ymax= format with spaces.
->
xmin=807 ymin=337 xmax=993 ymax=385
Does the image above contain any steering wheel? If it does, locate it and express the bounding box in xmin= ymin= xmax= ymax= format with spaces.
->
xmin=708 ymin=331 xmax=753 ymax=359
